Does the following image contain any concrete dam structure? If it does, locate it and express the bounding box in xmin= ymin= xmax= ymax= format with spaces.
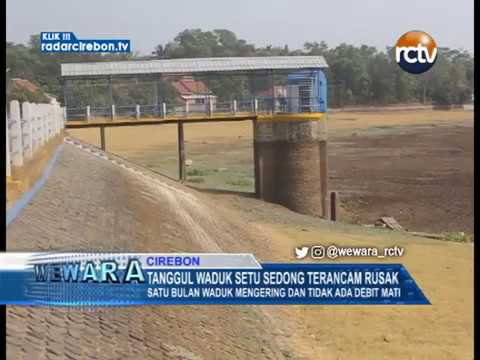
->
xmin=254 ymin=114 xmax=328 ymax=217
xmin=61 ymin=56 xmax=330 ymax=218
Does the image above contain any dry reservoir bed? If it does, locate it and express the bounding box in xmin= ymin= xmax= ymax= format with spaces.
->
xmin=329 ymin=122 xmax=473 ymax=233
xmin=7 ymin=139 xmax=473 ymax=360
xmin=69 ymin=110 xmax=474 ymax=235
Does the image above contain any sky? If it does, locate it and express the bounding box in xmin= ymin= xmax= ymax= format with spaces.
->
xmin=6 ymin=0 xmax=474 ymax=55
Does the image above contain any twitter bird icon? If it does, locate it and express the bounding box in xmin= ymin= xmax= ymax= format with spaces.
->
xmin=295 ymin=246 xmax=309 ymax=259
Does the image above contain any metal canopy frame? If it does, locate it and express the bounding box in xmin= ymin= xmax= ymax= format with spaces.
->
xmin=61 ymin=56 xmax=328 ymax=78
xmin=61 ymin=57 xmax=329 ymax=212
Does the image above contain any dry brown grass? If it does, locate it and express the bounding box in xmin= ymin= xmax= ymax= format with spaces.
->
xmin=253 ymin=222 xmax=474 ymax=360
xmin=7 ymin=134 xmax=65 ymax=208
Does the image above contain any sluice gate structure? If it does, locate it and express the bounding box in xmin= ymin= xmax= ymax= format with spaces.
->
xmin=61 ymin=56 xmax=330 ymax=218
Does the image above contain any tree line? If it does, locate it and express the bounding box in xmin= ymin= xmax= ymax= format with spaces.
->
xmin=6 ymin=29 xmax=473 ymax=108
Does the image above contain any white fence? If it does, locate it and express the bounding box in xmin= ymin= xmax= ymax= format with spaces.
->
xmin=6 ymin=100 xmax=65 ymax=177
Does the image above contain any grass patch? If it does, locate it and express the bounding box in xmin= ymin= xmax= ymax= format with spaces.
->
xmin=187 ymin=168 xmax=208 ymax=176
xmin=187 ymin=176 xmax=205 ymax=184
xmin=226 ymin=178 xmax=253 ymax=187
xmin=443 ymin=232 xmax=474 ymax=243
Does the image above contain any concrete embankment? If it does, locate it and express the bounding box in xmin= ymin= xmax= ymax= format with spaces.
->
xmin=6 ymin=139 xmax=287 ymax=360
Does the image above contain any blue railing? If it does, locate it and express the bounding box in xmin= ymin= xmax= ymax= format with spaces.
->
xmin=65 ymin=96 xmax=324 ymax=121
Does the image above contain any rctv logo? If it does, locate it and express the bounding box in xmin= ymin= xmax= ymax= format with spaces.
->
xmin=395 ymin=31 xmax=438 ymax=74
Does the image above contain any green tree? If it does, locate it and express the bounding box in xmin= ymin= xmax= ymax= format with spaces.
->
xmin=6 ymin=29 xmax=474 ymax=109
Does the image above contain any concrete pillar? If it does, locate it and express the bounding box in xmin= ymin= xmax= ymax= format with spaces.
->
xmin=21 ymin=102 xmax=33 ymax=159
xmin=55 ymin=105 xmax=62 ymax=134
xmin=31 ymin=104 xmax=38 ymax=151
xmin=254 ymin=116 xmax=328 ymax=218
xmin=44 ymin=105 xmax=50 ymax=141
xmin=232 ymin=99 xmax=237 ymax=114
xmin=162 ymin=103 xmax=167 ymax=118
xmin=50 ymin=105 xmax=54 ymax=138
xmin=54 ymin=105 xmax=62 ymax=134
xmin=177 ymin=122 xmax=185 ymax=181
xmin=39 ymin=104 xmax=46 ymax=146
xmin=45 ymin=105 xmax=51 ymax=141
xmin=330 ymin=191 xmax=337 ymax=221
xmin=136 ymin=105 xmax=140 ymax=120
xmin=35 ymin=104 xmax=42 ymax=149
xmin=60 ymin=107 xmax=65 ymax=130
xmin=35 ymin=104 xmax=42 ymax=146
xmin=52 ymin=105 xmax=57 ymax=134
xmin=37 ymin=104 xmax=46 ymax=147
xmin=6 ymin=112 xmax=11 ymax=177
xmin=208 ymin=100 xmax=213 ymax=116
xmin=100 ymin=127 xmax=106 ymax=151
xmin=9 ymin=100 xmax=23 ymax=167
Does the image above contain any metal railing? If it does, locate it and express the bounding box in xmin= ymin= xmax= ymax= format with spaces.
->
xmin=65 ymin=96 xmax=324 ymax=121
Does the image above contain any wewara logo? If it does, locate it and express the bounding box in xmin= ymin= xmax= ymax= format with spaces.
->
xmin=395 ymin=31 xmax=437 ymax=74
